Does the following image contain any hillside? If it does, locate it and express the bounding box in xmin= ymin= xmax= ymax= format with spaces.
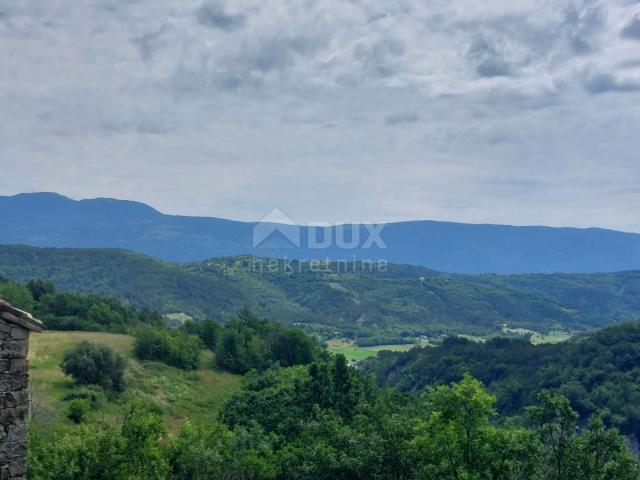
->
xmin=362 ymin=321 xmax=640 ymax=440
xmin=3 ymin=245 xmax=640 ymax=340
xmin=29 ymin=331 xmax=242 ymax=433
xmin=4 ymin=192 xmax=640 ymax=273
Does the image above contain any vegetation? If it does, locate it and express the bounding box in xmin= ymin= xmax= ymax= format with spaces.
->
xmin=363 ymin=321 xmax=640 ymax=442
xmin=28 ymin=331 xmax=242 ymax=433
xmin=60 ymin=341 xmax=126 ymax=392
xmin=29 ymin=361 xmax=640 ymax=479
xmin=5 ymin=253 xmax=640 ymax=477
xmin=0 ymin=274 xmax=162 ymax=333
xmin=214 ymin=309 xmax=321 ymax=373
xmin=4 ymin=246 xmax=640 ymax=342
xmin=327 ymin=338 xmax=416 ymax=362
xmin=133 ymin=327 xmax=203 ymax=370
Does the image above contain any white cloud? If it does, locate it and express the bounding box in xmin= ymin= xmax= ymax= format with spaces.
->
xmin=1 ymin=0 xmax=640 ymax=231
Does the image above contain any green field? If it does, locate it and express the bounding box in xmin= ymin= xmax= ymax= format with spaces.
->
xmin=28 ymin=331 xmax=243 ymax=433
xmin=327 ymin=339 xmax=416 ymax=362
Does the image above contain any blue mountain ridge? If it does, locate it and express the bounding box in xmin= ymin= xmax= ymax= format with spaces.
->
xmin=2 ymin=192 xmax=640 ymax=274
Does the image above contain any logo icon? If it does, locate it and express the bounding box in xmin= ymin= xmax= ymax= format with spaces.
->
xmin=253 ymin=208 xmax=301 ymax=248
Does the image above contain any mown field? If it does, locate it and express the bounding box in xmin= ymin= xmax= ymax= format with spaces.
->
xmin=28 ymin=331 xmax=242 ymax=433
xmin=326 ymin=338 xmax=416 ymax=362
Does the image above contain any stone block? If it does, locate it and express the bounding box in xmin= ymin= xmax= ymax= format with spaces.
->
xmin=8 ymin=329 xmax=27 ymax=341
xmin=2 ymin=444 xmax=25 ymax=459
xmin=7 ymin=360 xmax=27 ymax=373
xmin=0 ymin=342 xmax=27 ymax=360
xmin=6 ymin=423 xmax=26 ymax=444
xmin=0 ymin=392 xmax=28 ymax=410
xmin=0 ymin=373 xmax=28 ymax=392
xmin=0 ymin=407 xmax=27 ymax=423
xmin=8 ymin=458 xmax=26 ymax=477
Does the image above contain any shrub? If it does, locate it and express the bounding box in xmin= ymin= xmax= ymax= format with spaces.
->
xmin=66 ymin=399 xmax=90 ymax=423
xmin=60 ymin=342 xmax=126 ymax=392
xmin=63 ymin=386 xmax=106 ymax=410
xmin=134 ymin=327 xmax=202 ymax=370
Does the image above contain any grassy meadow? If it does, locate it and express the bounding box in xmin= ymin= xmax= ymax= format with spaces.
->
xmin=326 ymin=338 xmax=416 ymax=362
xmin=28 ymin=331 xmax=242 ymax=433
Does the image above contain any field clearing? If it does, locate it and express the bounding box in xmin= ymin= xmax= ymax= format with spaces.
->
xmin=501 ymin=325 xmax=574 ymax=344
xmin=28 ymin=331 xmax=242 ymax=433
xmin=327 ymin=338 xmax=416 ymax=362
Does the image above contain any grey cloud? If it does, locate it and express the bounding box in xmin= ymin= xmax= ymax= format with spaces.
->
xmin=583 ymin=71 xmax=640 ymax=94
xmin=3 ymin=0 xmax=640 ymax=232
xmin=621 ymin=14 xmax=640 ymax=40
xmin=563 ymin=0 xmax=607 ymax=54
xmin=131 ymin=25 xmax=174 ymax=61
xmin=618 ymin=58 xmax=640 ymax=69
xmin=467 ymin=34 xmax=514 ymax=78
xmin=354 ymin=38 xmax=405 ymax=79
xmin=385 ymin=112 xmax=419 ymax=125
xmin=196 ymin=1 xmax=246 ymax=31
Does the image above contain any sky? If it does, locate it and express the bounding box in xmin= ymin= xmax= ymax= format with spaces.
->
xmin=1 ymin=0 xmax=640 ymax=231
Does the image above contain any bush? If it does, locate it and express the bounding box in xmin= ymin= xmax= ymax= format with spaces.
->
xmin=60 ymin=342 xmax=126 ymax=392
xmin=63 ymin=386 xmax=106 ymax=410
xmin=134 ymin=327 xmax=202 ymax=370
xmin=66 ymin=399 xmax=90 ymax=423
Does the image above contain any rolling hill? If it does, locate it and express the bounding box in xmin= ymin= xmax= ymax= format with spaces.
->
xmin=4 ymin=192 xmax=640 ymax=273
xmin=1 ymin=245 xmax=640 ymax=340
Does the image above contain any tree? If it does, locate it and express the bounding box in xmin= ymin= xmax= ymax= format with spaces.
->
xmin=134 ymin=327 xmax=202 ymax=370
xmin=527 ymin=390 xmax=580 ymax=480
xmin=60 ymin=341 xmax=126 ymax=392
xmin=0 ymin=282 xmax=34 ymax=311
xmin=576 ymin=416 xmax=639 ymax=480
xmin=26 ymin=278 xmax=56 ymax=301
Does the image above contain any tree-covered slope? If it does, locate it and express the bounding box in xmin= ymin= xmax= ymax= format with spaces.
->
xmin=362 ymin=321 xmax=640 ymax=439
xmin=2 ymin=246 xmax=640 ymax=339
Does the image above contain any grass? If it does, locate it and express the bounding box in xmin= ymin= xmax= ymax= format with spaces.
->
xmin=28 ymin=331 xmax=242 ymax=433
xmin=501 ymin=325 xmax=574 ymax=345
xmin=327 ymin=338 xmax=415 ymax=362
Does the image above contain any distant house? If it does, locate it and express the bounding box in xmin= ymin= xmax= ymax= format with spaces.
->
xmin=0 ymin=300 xmax=43 ymax=480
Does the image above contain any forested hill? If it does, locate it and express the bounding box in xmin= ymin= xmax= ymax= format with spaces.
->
xmin=4 ymin=192 xmax=640 ymax=273
xmin=361 ymin=321 xmax=640 ymax=440
xmin=2 ymin=245 xmax=640 ymax=341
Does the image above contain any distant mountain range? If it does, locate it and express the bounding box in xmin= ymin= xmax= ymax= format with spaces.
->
xmin=3 ymin=192 xmax=640 ymax=274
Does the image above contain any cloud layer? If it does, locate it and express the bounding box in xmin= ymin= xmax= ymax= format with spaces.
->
xmin=1 ymin=0 xmax=640 ymax=230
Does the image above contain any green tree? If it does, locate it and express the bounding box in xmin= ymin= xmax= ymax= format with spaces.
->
xmin=26 ymin=278 xmax=56 ymax=301
xmin=60 ymin=341 xmax=126 ymax=392
xmin=527 ymin=390 xmax=580 ymax=480
xmin=0 ymin=282 xmax=34 ymax=311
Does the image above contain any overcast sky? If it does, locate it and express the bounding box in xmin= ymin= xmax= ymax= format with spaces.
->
xmin=1 ymin=0 xmax=640 ymax=230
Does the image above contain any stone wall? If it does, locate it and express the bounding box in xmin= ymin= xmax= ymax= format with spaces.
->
xmin=0 ymin=317 xmax=30 ymax=480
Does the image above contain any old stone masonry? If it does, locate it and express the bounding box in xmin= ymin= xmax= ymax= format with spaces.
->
xmin=0 ymin=300 xmax=42 ymax=480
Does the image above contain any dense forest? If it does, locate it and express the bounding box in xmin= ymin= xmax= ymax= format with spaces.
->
xmin=363 ymin=322 xmax=640 ymax=442
xmin=3 ymin=246 xmax=640 ymax=343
